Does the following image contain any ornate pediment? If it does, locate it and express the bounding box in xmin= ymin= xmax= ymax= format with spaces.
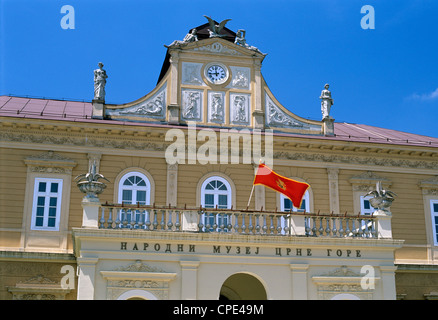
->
xmin=181 ymin=37 xmax=264 ymax=58
xmin=101 ymin=260 xmax=177 ymax=300
xmin=114 ymin=260 xmax=166 ymax=273
xmin=419 ymin=176 xmax=438 ymax=195
xmin=24 ymin=150 xmax=76 ymax=174
xmin=193 ymin=41 xmax=244 ymax=56
xmin=349 ymin=171 xmax=392 ymax=187
xmin=7 ymin=274 xmax=71 ymax=300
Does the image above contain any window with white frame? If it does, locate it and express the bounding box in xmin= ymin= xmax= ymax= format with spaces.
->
xmin=360 ymin=195 xmax=374 ymax=216
xmin=431 ymin=200 xmax=438 ymax=246
xmin=281 ymin=191 xmax=310 ymax=213
xmin=200 ymin=176 xmax=232 ymax=231
xmin=117 ymin=172 xmax=151 ymax=225
xmin=31 ymin=178 xmax=63 ymax=231
xmin=280 ymin=190 xmax=310 ymax=235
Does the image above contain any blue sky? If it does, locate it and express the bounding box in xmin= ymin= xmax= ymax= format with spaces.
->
xmin=1 ymin=0 xmax=437 ymax=138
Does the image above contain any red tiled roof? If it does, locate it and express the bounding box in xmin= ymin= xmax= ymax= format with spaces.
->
xmin=1 ymin=96 xmax=437 ymax=148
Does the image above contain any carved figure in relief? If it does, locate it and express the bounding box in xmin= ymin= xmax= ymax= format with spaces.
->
xmin=232 ymin=70 xmax=248 ymax=88
xmin=268 ymin=103 xmax=302 ymax=127
xmin=184 ymin=65 xmax=202 ymax=85
xmin=93 ymin=62 xmax=108 ymax=100
xmin=120 ymin=92 xmax=164 ymax=116
xmin=233 ymin=95 xmax=247 ymax=122
xmin=210 ymin=94 xmax=223 ymax=121
xmin=320 ymin=83 xmax=334 ymax=119
xmin=183 ymin=92 xmax=200 ymax=119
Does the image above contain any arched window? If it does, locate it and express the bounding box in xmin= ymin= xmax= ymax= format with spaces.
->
xmin=201 ymin=177 xmax=232 ymax=209
xmin=117 ymin=172 xmax=151 ymax=227
xmin=200 ymin=176 xmax=232 ymax=231
xmin=118 ymin=172 xmax=151 ymax=205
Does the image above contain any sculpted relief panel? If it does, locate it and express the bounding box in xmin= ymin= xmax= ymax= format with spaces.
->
xmin=207 ymin=91 xmax=225 ymax=123
xmin=227 ymin=66 xmax=250 ymax=90
xmin=230 ymin=93 xmax=250 ymax=125
xmin=107 ymin=83 xmax=167 ymax=120
xmin=182 ymin=89 xmax=203 ymax=121
xmin=182 ymin=62 xmax=205 ymax=86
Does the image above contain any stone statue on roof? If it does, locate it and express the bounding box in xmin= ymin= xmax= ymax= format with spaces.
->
xmin=167 ymin=28 xmax=198 ymax=47
xmin=234 ymin=29 xmax=261 ymax=53
xmin=183 ymin=28 xmax=198 ymax=43
xmin=203 ymin=15 xmax=231 ymax=38
xmin=320 ymin=83 xmax=333 ymax=119
xmin=94 ymin=62 xmax=108 ymax=101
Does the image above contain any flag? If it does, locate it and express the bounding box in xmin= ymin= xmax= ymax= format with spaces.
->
xmin=253 ymin=163 xmax=309 ymax=209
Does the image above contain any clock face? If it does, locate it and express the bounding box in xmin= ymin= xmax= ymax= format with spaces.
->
xmin=207 ymin=65 xmax=226 ymax=83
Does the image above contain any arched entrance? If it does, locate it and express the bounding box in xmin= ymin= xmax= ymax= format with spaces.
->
xmin=219 ymin=273 xmax=267 ymax=300
xmin=116 ymin=289 xmax=158 ymax=300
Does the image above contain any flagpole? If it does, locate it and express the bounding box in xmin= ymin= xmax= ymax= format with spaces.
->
xmin=247 ymin=185 xmax=255 ymax=208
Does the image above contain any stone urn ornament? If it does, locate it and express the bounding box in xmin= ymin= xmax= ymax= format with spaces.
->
xmin=75 ymin=161 xmax=109 ymax=199
xmin=364 ymin=181 xmax=397 ymax=215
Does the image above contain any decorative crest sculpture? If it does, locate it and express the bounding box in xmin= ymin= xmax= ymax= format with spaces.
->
xmin=364 ymin=181 xmax=397 ymax=213
xmin=203 ymin=15 xmax=231 ymax=38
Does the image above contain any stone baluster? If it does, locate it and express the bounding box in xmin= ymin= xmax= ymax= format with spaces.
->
xmin=114 ymin=208 xmax=121 ymax=229
xmin=212 ymin=212 xmax=218 ymax=232
xmin=332 ymin=217 xmax=337 ymax=237
xmin=269 ymin=215 xmax=275 ymax=235
xmin=338 ymin=218 xmax=344 ymax=237
xmin=227 ymin=213 xmax=232 ymax=232
xmin=248 ymin=214 xmax=254 ymax=234
xmin=283 ymin=215 xmax=290 ymax=235
xmin=107 ymin=207 xmax=113 ymax=229
xmin=254 ymin=214 xmax=261 ymax=234
xmin=276 ymin=216 xmax=282 ymax=235
xmin=153 ymin=209 xmax=158 ymax=230
xmin=160 ymin=210 xmax=166 ymax=230
xmin=99 ymin=207 xmax=106 ymax=228
xmin=345 ymin=217 xmax=350 ymax=236
xmin=137 ymin=210 xmax=144 ymax=229
xmin=167 ymin=210 xmax=173 ymax=231
xmin=145 ymin=210 xmax=151 ymax=230
xmin=262 ymin=214 xmax=268 ymax=234
xmin=122 ymin=209 xmax=129 ymax=228
xmin=325 ymin=217 xmax=331 ymax=235
xmin=233 ymin=213 xmax=239 ymax=233
xmin=198 ymin=210 xmax=204 ymax=232
xmin=241 ymin=214 xmax=247 ymax=234
xmin=312 ymin=217 xmax=317 ymax=236
xmin=130 ymin=210 xmax=136 ymax=229
xmin=318 ymin=217 xmax=324 ymax=235
xmin=175 ymin=210 xmax=181 ymax=231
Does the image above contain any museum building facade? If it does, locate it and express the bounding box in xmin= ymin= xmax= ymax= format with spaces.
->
xmin=0 ymin=18 xmax=438 ymax=300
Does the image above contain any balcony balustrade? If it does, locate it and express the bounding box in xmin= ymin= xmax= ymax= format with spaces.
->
xmin=93 ymin=203 xmax=383 ymax=239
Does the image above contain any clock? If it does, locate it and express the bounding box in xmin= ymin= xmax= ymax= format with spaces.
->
xmin=204 ymin=63 xmax=228 ymax=85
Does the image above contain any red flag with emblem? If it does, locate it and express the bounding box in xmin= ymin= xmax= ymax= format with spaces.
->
xmin=253 ymin=163 xmax=309 ymax=209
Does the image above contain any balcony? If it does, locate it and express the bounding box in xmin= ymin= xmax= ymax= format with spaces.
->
xmin=90 ymin=203 xmax=392 ymax=239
